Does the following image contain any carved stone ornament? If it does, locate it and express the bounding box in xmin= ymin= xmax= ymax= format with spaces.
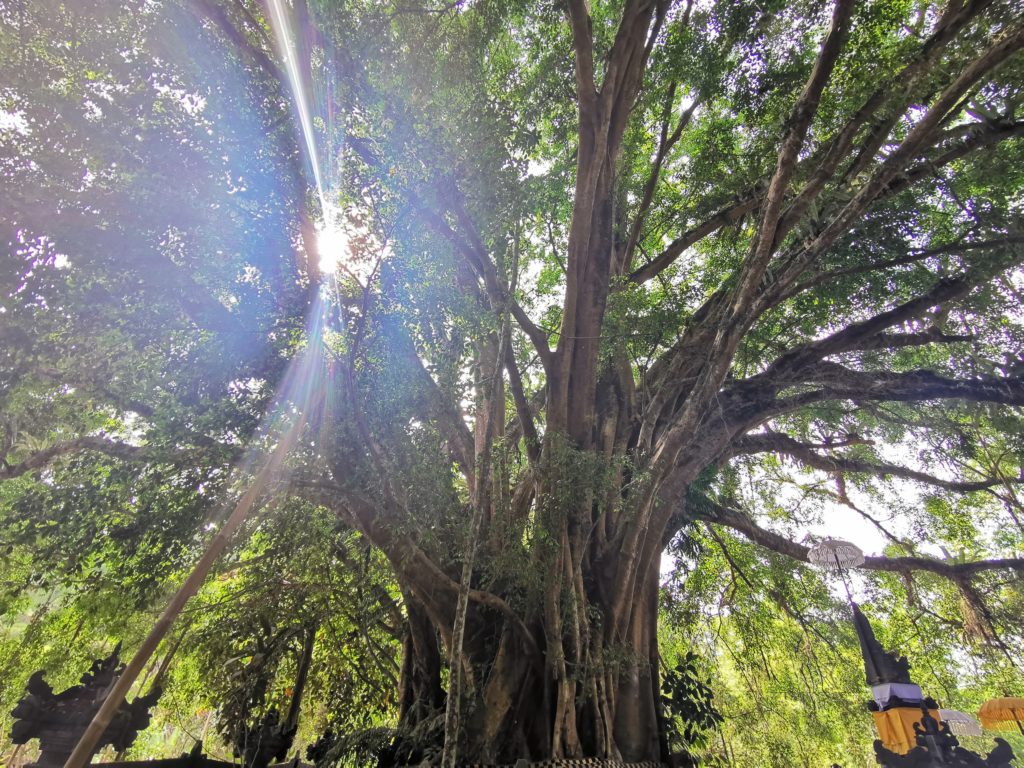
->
xmin=10 ymin=645 xmax=162 ymax=767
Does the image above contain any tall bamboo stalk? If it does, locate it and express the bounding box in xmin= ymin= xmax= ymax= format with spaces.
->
xmin=64 ymin=411 xmax=309 ymax=768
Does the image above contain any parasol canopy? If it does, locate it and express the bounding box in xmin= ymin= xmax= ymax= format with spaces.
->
xmin=979 ymin=697 xmax=1024 ymax=733
xmin=807 ymin=538 xmax=865 ymax=571
xmin=939 ymin=709 xmax=983 ymax=737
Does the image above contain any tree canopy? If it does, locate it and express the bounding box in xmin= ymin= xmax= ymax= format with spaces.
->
xmin=2 ymin=0 xmax=1024 ymax=765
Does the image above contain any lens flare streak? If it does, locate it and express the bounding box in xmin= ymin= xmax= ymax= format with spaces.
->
xmin=267 ymin=0 xmax=325 ymax=202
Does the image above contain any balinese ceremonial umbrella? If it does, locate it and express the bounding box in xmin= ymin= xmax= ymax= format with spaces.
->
xmin=979 ymin=697 xmax=1024 ymax=735
xmin=808 ymin=537 xmax=864 ymax=599
xmin=808 ymin=538 xmax=865 ymax=571
xmin=939 ymin=709 xmax=983 ymax=737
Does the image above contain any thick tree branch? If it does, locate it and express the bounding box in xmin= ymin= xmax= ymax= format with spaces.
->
xmin=644 ymin=31 xmax=1023 ymax=354
xmin=293 ymin=481 xmax=539 ymax=655
xmin=640 ymin=243 xmax=1015 ymax=491
xmin=690 ymin=496 xmax=1024 ymax=579
xmin=601 ymin=0 xmax=667 ymax=128
xmin=719 ymin=356 xmax=1024 ymax=454
xmin=644 ymin=0 xmax=856 ymax=480
xmin=778 ymin=0 xmax=998 ymax=236
xmin=763 ymin=272 xmax=982 ymax=380
xmin=635 ymin=5 xmax=857 ymax=484
xmin=627 ymin=195 xmax=759 ymax=283
xmin=884 ymin=118 xmax=1024 ymax=197
xmin=810 ymin=364 xmax=1024 ymax=404
xmin=729 ymin=431 xmax=1019 ymax=492
xmin=566 ymin=0 xmax=598 ymax=115
xmin=743 ymin=0 xmax=855 ymax=296
xmin=762 ymin=23 xmax=1024 ymax=309
xmin=629 ymin=1 xmax=1010 ymax=289
xmin=756 ymin=368 xmax=1024 ymax=424
xmin=785 ymin=235 xmax=1024 ymax=301
xmin=0 ymin=436 xmax=229 ymax=481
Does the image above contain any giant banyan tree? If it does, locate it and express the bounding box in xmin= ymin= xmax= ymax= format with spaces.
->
xmin=2 ymin=0 xmax=1024 ymax=763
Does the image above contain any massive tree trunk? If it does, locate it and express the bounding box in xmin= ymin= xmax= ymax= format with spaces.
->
xmin=381 ymin=5 xmax=676 ymax=760
xmin=388 ymin=552 xmax=666 ymax=763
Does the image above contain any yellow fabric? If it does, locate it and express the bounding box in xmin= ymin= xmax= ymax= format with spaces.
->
xmin=978 ymin=697 xmax=1024 ymax=730
xmin=872 ymin=708 xmax=940 ymax=754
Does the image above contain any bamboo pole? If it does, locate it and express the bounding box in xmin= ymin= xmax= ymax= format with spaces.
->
xmin=64 ymin=412 xmax=308 ymax=768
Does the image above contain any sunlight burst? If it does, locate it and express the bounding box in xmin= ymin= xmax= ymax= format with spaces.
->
xmin=316 ymin=223 xmax=347 ymax=274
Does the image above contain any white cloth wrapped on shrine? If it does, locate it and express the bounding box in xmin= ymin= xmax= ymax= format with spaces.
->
xmin=871 ymin=682 xmax=924 ymax=708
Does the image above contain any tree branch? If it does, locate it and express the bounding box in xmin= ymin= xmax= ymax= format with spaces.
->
xmin=504 ymin=342 xmax=541 ymax=467
xmin=187 ymin=0 xmax=285 ymax=85
xmin=418 ymin=196 xmax=553 ymax=364
xmin=292 ymin=480 xmax=539 ymax=655
xmin=743 ymin=0 xmax=855 ymax=295
xmin=778 ymin=0 xmax=998 ymax=236
xmin=762 ymin=24 xmax=1024 ymax=308
xmin=629 ymin=2 xmax=1013 ymax=289
xmin=690 ymin=495 xmax=1024 ymax=579
xmin=648 ymin=0 xmax=857 ymax=471
xmin=627 ymin=195 xmax=759 ymax=283
xmin=784 ymin=235 xmax=1024 ymax=301
xmin=729 ymin=431 xmax=1019 ymax=492
xmin=813 ymin=364 xmax=1023 ymax=404
xmin=0 ymin=436 xmax=228 ymax=481
xmin=566 ymin=0 xmax=598 ymax=115
xmin=763 ymin=272 xmax=982 ymax=379
xmin=397 ymin=333 xmax=476 ymax=480
xmin=623 ymin=85 xmax=700 ymax=274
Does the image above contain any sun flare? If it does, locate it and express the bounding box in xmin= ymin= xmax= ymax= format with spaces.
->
xmin=316 ymin=223 xmax=347 ymax=274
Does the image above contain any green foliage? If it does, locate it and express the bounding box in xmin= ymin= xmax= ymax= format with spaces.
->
xmin=660 ymin=651 xmax=724 ymax=766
